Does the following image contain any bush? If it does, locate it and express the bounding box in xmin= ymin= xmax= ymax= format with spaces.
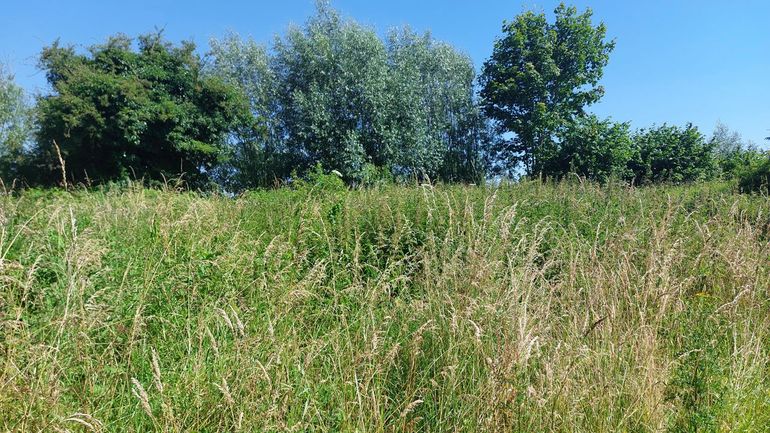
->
xmin=30 ymin=33 xmax=254 ymax=188
xmin=544 ymin=115 xmax=634 ymax=182
xmin=292 ymin=163 xmax=347 ymax=193
xmin=629 ymin=124 xmax=716 ymax=184
xmin=738 ymin=152 xmax=770 ymax=193
xmin=709 ymin=122 xmax=762 ymax=179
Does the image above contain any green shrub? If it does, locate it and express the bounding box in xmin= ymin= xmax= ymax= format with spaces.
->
xmin=629 ymin=124 xmax=716 ymax=184
xmin=543 ymin=115 xmax=634 ymax=182
xmin=709 ymin=122 xmax=763 ymax=179
xmin=738 ymin=152 xmax=770 ymax=193
xmin=292 ymin=162 xmax=347 ymax=193
xmin=30 ymin=33 xmax=254 ymax=188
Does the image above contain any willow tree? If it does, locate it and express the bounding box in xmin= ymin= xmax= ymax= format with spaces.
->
xmin=209 ymin=2 xmax=488 ymax=186
xmin=208 ymin=34 xmax=280 ymax=188
xmin=0 ymin=65 xmax=32 ymax=182
xmin=271 ymin=4 xmax=391 ymax=181
xmin=385 ymin=28 xmax=487 ymax=182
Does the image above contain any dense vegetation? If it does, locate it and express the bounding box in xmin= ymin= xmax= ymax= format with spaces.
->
xmin=1 ymin=181 xmax=769 ymax=431
xmin=208 ymin=6 xmax=487 ymax=187
xmin=479 ymin=4 xmax=615 ymax=176
xmin=1 ymin=2 xmax=769 ymax=430
xmin=31 ymin=34 xmax=253 ymax=188
xmin=0 ymin=65 xmax=33 ymax=184
xmin=0 ymin=2 xmax=767 ymax=191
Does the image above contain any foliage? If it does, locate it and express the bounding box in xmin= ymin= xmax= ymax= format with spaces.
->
xmin=2 ymin=182 xmax=769 ymax=431
xmin=291 ymin=162 xmax=347 ymax=193
xmin=0 ymin=65 xmax=33 ymax=182
xmin=738 ymin=152 xmax=770 ymax=193
xmin=208 ymin=33 xmax=283 ymax=189
xmin=663 ymin=297 xmax=730 ymax=433
xmin=29 ymin=33 xmax=253 ymax=188
xmin=541 ymin=115 xmax=634 ymax=182
xmin=541 ymin=120 xmax=763 ymax=186
xmin=270 ymin=4 xmax=390 ymax=181
xmin=1 ymin=3 xmax=765 ymax=192
xmin=209 ymin=2 xmax=487 ymax=188
xmin=384 ymin=28 xmax=488 ymax=183
xmin=479 ymin=3 xmax=614 ymax=176
xmin=629 ymin=123 xmax=716 ymax=184
xmin=709 ymin=122 xmax=765 ymax=179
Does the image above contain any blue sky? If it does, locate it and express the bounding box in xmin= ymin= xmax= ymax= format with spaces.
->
xmin=1 ymin=0 xmax=768 ymax=145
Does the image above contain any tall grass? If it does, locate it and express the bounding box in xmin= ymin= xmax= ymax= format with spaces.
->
xmin=1 ymin=181 xmax=769 ymax=432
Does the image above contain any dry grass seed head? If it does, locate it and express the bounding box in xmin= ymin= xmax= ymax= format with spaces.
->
xmin=131 ymin=378 xmax=154 ymax=420
xmin=151 ymin=347 xmax=163 ymax=393
xmin=214 ymin=377 xmax=235 ymax=406
xmin=65 ymin=413 xmax=103 ymax=432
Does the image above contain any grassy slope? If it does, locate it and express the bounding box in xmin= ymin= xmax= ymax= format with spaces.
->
xmin=1 ymin=181 xmax=769 ymax=432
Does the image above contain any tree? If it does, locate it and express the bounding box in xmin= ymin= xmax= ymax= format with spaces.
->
xmin=31 ymin=33 xmax=253 ymax=188
xmin=271 ymin=3 xmax=391 ymax=181
xmin=208 ymin=2 xmax=488 ymax=186
xmin=542 ymin=115 xmax=633 ymax=182
xmin=385 ymin=28 xmax=487 ymax=182
xmin=629 ymin=124 xmax=716 ymax=184
xmin=738 ymin=152 xmax=770 ymax=193
xmin=0 ymin=64 xmax=32 ymax=182
xmin=479 ymin=3 xmax=614 ymax=176
xmin=208 ymin=33 xmax=280 ymax=188
xmin=709 ymin=122 xmax=763 ymax=178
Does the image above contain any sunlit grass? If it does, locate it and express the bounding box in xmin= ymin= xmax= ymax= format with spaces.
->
xmin=1 ymin=181 xmax=769 ymax=432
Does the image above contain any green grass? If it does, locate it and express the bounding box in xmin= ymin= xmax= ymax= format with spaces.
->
xmin=1 ymin=181 xmax=769 ymax=432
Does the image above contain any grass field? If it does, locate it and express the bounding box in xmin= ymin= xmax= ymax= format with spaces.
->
xmin=1 ymin=181 xmax=769 ymax=432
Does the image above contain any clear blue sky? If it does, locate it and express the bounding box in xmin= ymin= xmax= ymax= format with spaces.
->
xmin=1 ymin=0 xmax=768 ymax=145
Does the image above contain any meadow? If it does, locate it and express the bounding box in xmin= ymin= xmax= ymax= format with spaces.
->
xmin=1 ymin=180 xmax=769 ymax=432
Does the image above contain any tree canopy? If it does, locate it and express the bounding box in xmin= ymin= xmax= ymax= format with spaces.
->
xmin=479 ymin=4 xmax=614 ymax=176
xmin=0 ymin=65 xmax=32 ymax=182
xmin=30 ymin=33 xmax=253 ymax=187
xmin=629 ymin=124 xmax=715 ymax=184
xmin=209 ymin=3 xmax=487 ymax=188
xmin=0 ymin=2 xmax=763 ymax=191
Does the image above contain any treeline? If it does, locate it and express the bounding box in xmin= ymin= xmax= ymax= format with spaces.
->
xmin=0 ymin=2 xmax=768 ymax=191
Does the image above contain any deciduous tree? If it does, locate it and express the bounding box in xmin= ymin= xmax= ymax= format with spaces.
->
xmin=209 ymin=2 xmax=488 ymax=186
xmin=32 ymin=33 xmax=253 ymax=187
xmin=0 ymin=65 xmax=32 ymax=182
xmin=479 ymin=4 xmax=614 ymax=176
